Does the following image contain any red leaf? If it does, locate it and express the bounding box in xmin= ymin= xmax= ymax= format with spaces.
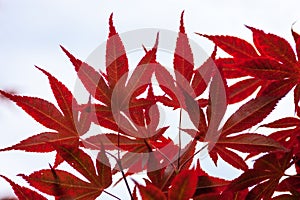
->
xmin=36 ymin=66 xmax=78 ymax=123
xmin=220 ymin=133 xmax=286 ymax=153
xmin=277 ymin=176 xmax=300 ymax=195
xmin=272 ymin=194 xmax=299 ymax=200
xmin=234 ymin=58 xmax=296 ymax=80
xmin=96 ymin=148 xmax=112 ymax=188
xmin=53 ymin=145 xmax=101 ymax=186
xmin=155 ymin=63 xmax=181 ymax=108
xmin=295 ymin=38 xmax=300 ymax=61
xmin=0 ymin=132 xmax=57 ymax=152
xmin=125 ymin=37 xmax=158 ymax=91
xmin=247 ymin=180 xmax=277 ymax=200
xmin=84 ymin=133 xmax=142 ymax=151
xmin=198 ymin=34 xmax=258 ymax=58
xmin=19 ymin=169 xmax=102 ymax=199
xmin=136 ymin=182 xmax=166 ymax=200
xmin=222 ymin=96 xmax=276 ymax=135
xmin=174 ymin=11 xmax=194 ymax=83
xmin=215 ymin=145 xmax=248 ymax=171
xmin=222 ymin=81 xmax=292 ymax=136
xmin=147 ymin=153 xmax=166 ymax=187
xmin=0 ymin=91 xmax=73 ymax=133
xmin=168 ymin=170 xmax=198 ymax=200
xmin=227 ymin=152 xmax=293 ymax=199
xmin=261 ymin=117 xmax=300 ymax=128
xmin=106 ymin=13 xmax=129 ymax=89
xmin=0 ymin=175 xmax=47 ymax=200
xmin=246 ymin=26 xmax=297 ymax=64
xmin=294 ymin=84 xmax=300 ymax=115
xmin=228 ymin=78 xmax=262 ymax=104
xmin=60 ymin=46 xmax=111 ymax=105
xmin=268 ymin=129 xmax=299 ymax=150
xmin=194 ymin=161 xmax=229 ymax=195
xmin=216 ymin=58 xmax=248 ymax=78
xmin=227 ymin=169 xmax=271 ymax=192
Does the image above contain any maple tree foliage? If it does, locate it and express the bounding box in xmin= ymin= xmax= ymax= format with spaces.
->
xmin=1 ymin=11 xmax=300 ymax=200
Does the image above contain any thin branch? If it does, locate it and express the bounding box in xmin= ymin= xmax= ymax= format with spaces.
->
xmin=177 ymin=108 xmax=183 ymax=169
xmin=104 ymin=151 xmax=134 ymax=200
xmin=103 ymin=190 xmax=121 ymax=200
xmin=179 ymin=143 xmax=209 ymax=171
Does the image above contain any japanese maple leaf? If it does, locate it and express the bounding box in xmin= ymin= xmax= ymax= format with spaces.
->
xmin=0 ymin=67 xmax=92 ymax=168
xmin=61 ymin=14 xmax=159 ymax=137
xmin=0 ymin=175 xmax=47 ymax=200
xmin=192 ymin=160 xmax=233 ymax=199
xmin=276 ymin=174 xmax=300 ymax=199
xmin=198 ymin=26 xmax=300 ymax=106
xmin=226 ymin=151 xmax=293 ymax=200
xmin=183 ymin=78 xmax=291 ymax=170
xmin=61 ymin=14 xmax=180 ymax=174
xmin=19 ymin=146 xmax=112 ymax=200
xmin=260 ymin=116 xmax=300 ymax=152
xmin=144 ymin=139 xmax=197 ymax=193
xmin=155 ymin=11 xmax=212 ymax=115
xmin=135 ymin=169 xmax=198 ymax=200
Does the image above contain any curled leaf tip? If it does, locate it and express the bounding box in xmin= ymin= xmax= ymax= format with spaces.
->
xmin=180 ymin=11 xmax=185 ymax=33
xmin=109 ymin=13 xmax=116 ymax=37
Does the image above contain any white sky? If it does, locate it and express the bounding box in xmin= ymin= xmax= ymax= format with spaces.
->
xmin=1 ymin=0 xmax=300 ymax=199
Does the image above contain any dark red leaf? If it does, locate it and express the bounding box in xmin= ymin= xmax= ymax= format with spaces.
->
xmin=246 ymin=25 xmax=297 ymax=64
xmin=194 ymin=193 xmax=219 ymax=200
xmin=222 ymin=81 xmax=292 ymax=136
xmin=261 ymin=117 xmax=300 ymax=128
xmin=0 ymin=132 xmax=57 ymax=152
xmin=19 ymin=169 xmax=102 ymax=199
xmin=272 ymin=194 xmax=299 ymax=200
xmin=174 ymin=11 xmax=194 ymax=83
xmin=0 ymin=175 xmax=47 ymax=200
xmin=60 ymin=46 xmax=111 ymax=105
xmin=216 ymin=58 xmax=248 ymax=78
xmin=136 ymin=182 xmax=166 ymax=200
xmin=53 ymin=145 xmax=100 ymax=186
xmin=268 ymin=128 xmax=299 ymax=150
xmin=228 ymin=78 xmax=262 ymax=104
xmin=214 ymin=145 xmax=248 ymax=171
xmin=168 ymin=170 xmax=198 ymax=200
xmin=84 ymin=133 xmax=145 ymax=151
xmin=36 ymin=66 xmax=78 ymax=123
xmin=106 ymin=13 xmax=129 ymax=89
xmin=227 ymin=152 xmax=293 ymax=199
xmin=191 ymin=70 xmax=207 ymax=97
xmin=96 ymin=148 xmax=112 ymax=188
xmin=294 ymin=84 xmax=300 ymax=115
xmin=198 ymin=34 xmax=258 ymax=58
xmin=147 ymin=152 xmax=165 ymax=187
xmin=227 ymin=169 xmax=271 ymax=192
xmin=0 ymin=91 xmax=73 ymax=133
xmin=234 ymin=58 xmax=296 ymax=80
xmin=246 ymin=180 xmax=277 ymax=200
xmin=194 ymin=160 xmax=229 ymax=196
xmin=277 ymin=176 xmax=300 ymax=196
xmin=219 ymin=133 xmax=286 ymax=153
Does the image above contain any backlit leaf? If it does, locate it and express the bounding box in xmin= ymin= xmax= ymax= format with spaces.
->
xmin=168 ymin=170 xmax=197 ymax=200
xmin=0 ymin=175 xmax=47 ymax=200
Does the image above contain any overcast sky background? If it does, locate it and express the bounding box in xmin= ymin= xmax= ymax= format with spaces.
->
xmin=1 ymin=0 xmax=300 ymax=199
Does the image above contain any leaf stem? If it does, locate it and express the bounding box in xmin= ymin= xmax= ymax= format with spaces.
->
xmin=179 ymin=142 xmax=208 ymax=171
xmin=103 ymin=190 xmax=121 ymax=200
xmin=105 ymin=151 xmax=134 ymax=200
xmin=177 ymin=108 xmax=183 ymax=169
xmin=117 ymin=159 xmax=134 ymax=200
